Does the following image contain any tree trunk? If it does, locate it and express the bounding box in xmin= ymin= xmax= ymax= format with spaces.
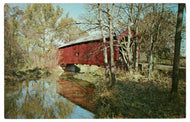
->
xmin=133 ymin=4 xmax=142 ymax=71
xmin=108 ymin=3 xmax=116 ymax=87
xmin=171 ymin=4 xmax=185 ymax=93
xmin=127 ymin=20 xmax=133 ymax=74
xmin=42 ymin=33 xmax=46 ymax=67
xmin=148 ymin=4 xmax=157 ymax=80
xmin=134 ymin=27 xmax=139 ymax=70
xmin=148 ymin=34 xmax=154 ymax=80
xmin=98 ymin=3 xmax=110 ymax=84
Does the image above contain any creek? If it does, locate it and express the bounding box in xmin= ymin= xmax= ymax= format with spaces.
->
xmin=5 ymin=73 xmax=95 ymax=119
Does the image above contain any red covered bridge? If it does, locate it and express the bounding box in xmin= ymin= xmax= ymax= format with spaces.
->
xmin=57 ymin=30 xmax=136 ymax=71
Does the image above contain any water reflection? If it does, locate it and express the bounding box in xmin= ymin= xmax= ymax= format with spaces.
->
xmin=57 ymin=73 xmax=95 ymax=113
xmin=5 ymin=74 xmax=95 ymax=119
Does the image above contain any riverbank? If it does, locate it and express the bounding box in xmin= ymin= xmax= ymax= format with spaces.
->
xmin=72 ymin=65 xmax=186 ymax=118
xmin=94 ymin=71 xmax=185 ymax=118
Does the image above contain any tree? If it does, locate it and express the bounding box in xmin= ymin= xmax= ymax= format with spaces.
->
xmin=171 ymin=3 xmax=185 ymax=93
xmin=114 ymin=4 xmax=146 ymax=73
xmin=79 ymin=3 xmax=116 ymax=87
xmin=107 ymin=3 xmax=116 ymax=87
xmin=137 ymin=4 xmax=176 ymax=78
xmin=19 ymin=4 xmax=64 ymax=68
xmin=20 ymin=4 xmax=87 ymax=68
xmin=147 ymin=4 xmax=166 ymax=79
xmin=98 ymin=3 xmax=110 ymax=84
xmin=5 ymin=3 xmax=89 ymax=70
xmin=127 ymin=4 xmax=134 ymax=74
xmin=57 ymin=13 xmax=88 ymax=42
xmin=4 ymin=4 xmax=25 ymax=70
xmin=133 ymin=4 xmax=142 ymax=71
xmin=148 ymin=4 xmax=157 ymax=80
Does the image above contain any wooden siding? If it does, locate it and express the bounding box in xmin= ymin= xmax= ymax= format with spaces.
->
xmin=58 ymin=41 xmax=119 ymax=66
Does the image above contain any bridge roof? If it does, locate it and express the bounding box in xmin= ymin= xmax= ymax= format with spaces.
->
xmin=59 ymin=34 xmax=109 ymax=49
xmin=58 ymin=29 xmax=135 ymax=49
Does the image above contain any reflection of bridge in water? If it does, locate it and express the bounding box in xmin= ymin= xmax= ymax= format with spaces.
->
xmin=56 ymin=73 xmax=95 ymax=113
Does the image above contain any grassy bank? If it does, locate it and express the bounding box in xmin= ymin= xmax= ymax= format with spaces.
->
xmin=68 ymin=65 xmax=186 ymax=118
xmin=93 ymin=70 xmax=186 ymax=118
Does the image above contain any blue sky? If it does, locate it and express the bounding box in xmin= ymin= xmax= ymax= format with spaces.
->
xmin=8 ymin=3 xmax=86 ymax=20
xmin=54 ymin=3 xmax=86 ymax=20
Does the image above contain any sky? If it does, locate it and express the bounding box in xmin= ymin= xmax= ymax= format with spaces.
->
xmin=8 ymin=3 xmax=87 ymax=20
xmin=55 ymin=3 xmax=86 ymax=20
